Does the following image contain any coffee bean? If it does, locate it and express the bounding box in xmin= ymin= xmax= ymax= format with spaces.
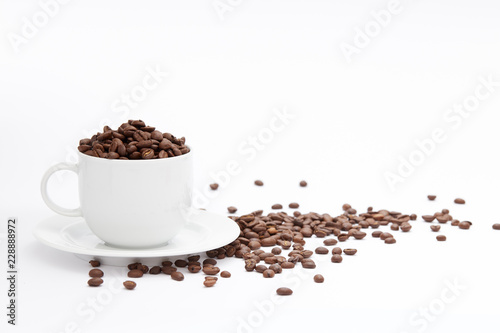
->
xmin=380 ymin=232 xmax=393 ymax=240
xmin=175 ymin=260 xmax=188 ymax=268
xmin=331 ymin=254 xmax=343 ymax=263
xmin=301 ymin=259 xmax=316 ymax=269
xmin=149 ymin=266 xmax=161 ymax=274
xmin=269 ymin=263 xmax=282 ymax=274
xmin=228 ymin=206 xmax=237 ymax=214
xmin=428 ymin=195 xmax=436 ymax=201
xmin=210 ymin=183 xmax=219 ymax=190
xmin=261 ymin=238 xmax=277 ymax=247
xmin=221 ymin=271 xmax=231 ymax=278
xmin=263 ymin=269 xmax=275 ymax=278
xmin=281 ymin=262 xmax=295 ymax=269
xmin=385 ymin=237 xmax=396 ymax=244
xmin=372 ymin=230 xmax=383 ymax=238
xmin=430 ymin=225 xmax=441 ymax=232
xmin=204 ymin=279 xmax=217 ymax=287
xmin=271 ymin=247 xmax=282 ymax=255
xmin=203 ymin=258 xmax=217 ymax=266
xmin=255 ymin=265 xmax=268 ymax=273
xmin=422 ymin=215 xmax=435 ymax=222
xmin=276 ymin=287 xmax=293 ymax=296
xmin=315 ymin=247 xmax=329 ymax=255
xmin=493 ymin=224 xmax=500 ymax=230
xmin=128 ymin=269 xmax=144 ymax=278
xmin=254 ymin=180 xmax=264 ymax=186
xmin=162 ymin=260 xmax=173 ymax=267
xmin=89 ymin=269 xmax=104 ymax=278
xmin=188 ymin=265 xmax=201 ymax=273
xmin=203 ymin=266 xmax=220 ymax=275
xmin=248 ymin=241 xmax=261 ymax=250
xmin=161 ymin=266 xmax=177 ymax=275
xmin=323 ymin=239 xmax=338 ymax=246
xmin=171 ymin=272 xmax=184 ymax=281
xmin=289 ymin=202 xmax=299 ymax=209
xmin=139 ymin=265 xmax=149 ymax=273
xmin=299 ymin=180 xmax=307 ymax=187
xmin=342 ymin=204 xmax=351 ymax=211
xmin=353 ymin=231 xmax=367 ymax=239
xmin=88 ymin=278 xmax=103 ymax=287
xmin=272 ymin=204 xmax=283 ymax=210
xmin=451 ymin=219 xmax=460 ymax=226
xmin=400 ymin=223 xmax=412 ymax=232
xmin=188 ymin=255 xmax=201 ymax=262
xmin=390 ymin=223 xmax=399 ymax=231
xmin=436 ymin=235 xmax=447 ymax=241
xmin=331 ymin=247 xmax=342 ymax=255
xmin=123 ymin=280 xmax=136 ymax=290
xmin=343 ymin=249 xmax=357 ymax=255
xmin=128 ymin=262 xmax=140 ymax=270
xmin=454 ymin=198 xmax=466 ymax=204
xmin=458 ymin=221 xmax=472 ymax=229
xmin=314 ymin=274 xmax=324 ymax=283
xmin=89 ymin=260 xmax=100 ymax=267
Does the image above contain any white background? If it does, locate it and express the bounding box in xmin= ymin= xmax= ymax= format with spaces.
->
xmin=1 ymin=0 xmax=500 ymax=332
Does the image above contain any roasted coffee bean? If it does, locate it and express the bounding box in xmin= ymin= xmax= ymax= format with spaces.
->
xmin=171 ymin=272 xmax=184 ymax=281
xmin=315 ymin=247 xmax=329 ymax=255
xmin=451 ymin=219 xmax=460 ymax=226
xmin=428 ymin=195 xmax=437 ymax=201
xmin=128 ymin=269 xmax=144 ymax=278
xmin=289 ymin=202 xmax=299 ymax=209
xmin=263 ymin=269 xmax=275 ymax=278
xmin=188 ymin=255 xmax=201 ymax=262
xmin=385 ymin=237 xmax=396 ymax=244
xmin=264 ymin=257 xmax=278 ymax=265
xmin=128 ymin=262 xmax=140 ymax=270
xmin=261 ymin=238 xmax=277 ymax=247
xmin=162 ymin=260 xmax=173 ymax=267
xmin=175 ymin=260 xmax=188 ymax=268
xmin=436 ymin=216 xmax=449 ymax=223
xmin=141 ymin=148 xmax=154 ymax=159
xmin=436 ymin=235 xmax=447 ymax=241
xmin=88 ymin=278 xmax=103 ymax=287
xmin=188 ymin=265 xmax=202 ymax=273
xmin=314 ymin=274 xmax=324 ymax=283
xmin=248 ymin=240 xmax=261 ymax=250
xmin=228 ymin=206 xmax=238 ymax=214
xmin=204 ymin=279 xmax=217 ymax=287
xmin=139 ymin=265 xmax=149 ymax=273
xmin=203 ymin=266 xmax=220 ymax=275
xmin=281 ymin=262 xmax=295 ymax=269
xmin=299 ymin=180 xmax=307 ymax=187
xmin=331 ymin=247 xmax=342 ymax=255
xmin=422 ymin=215 xmax=435 ymax=222
xmin=271 ymin=247 xmax=282 ymax=255
xmin=89 ymin=260 xmax=100 ymax=267
xmin=454 ymin=198 xmax=466 ymax=204
xmin=331 ymin=254 xmax=343 ymax=263
xmin=342 ymin=203 xmax=351 ymax=211
xmin=255 ymin=265 xmax=268 ymax=273
xmin=372 ymin=230 xmax=383 ymax=238
xmin=459 ymin=221 xmax=472 ymax=229
xmin=343 ymin=249 xmax=357 ymax=255
xmin=254 ymin=180 xmax=264 ymax=186
xmin=400 ymin=223 xmax=412 ymax=232
xmin=301 ymin=259 xmax=316 ymax=269
xmin=123 ymin=281 xmax=136 ymax=290
xmin=269 ymin=263 xmax=282 ymax=274
xmin=380 ymin=232 xmax=393 ymax=241
xmin=203 ymin=258 xmax=217 ymax=266
xmin=493 ymin=223 xmax=500 ymax=230
xmin=430 ymin=225 xmax=441 ymax=232
xmin=221 ymin=271 xmax=231 ymax=278
xmin=89 ymin=269 xmax=104 ymax=278
xmin=353 ymin=231 xmax=367 ymax=239
xmin=272 ymin=204 xmax=283 ymax=210
xmin=323 ymin=239 xmax=338 ymax=246
xmin=210 ymin=183 xmax=219 ymax=190
xmin=276 ymin=287 xmax=293 ymax=296
xmin=149 ymin=266 xmax=161 ymax=274
xmin=390 ymin=223 xmax=399 ymax=231
xmin=161 ymin=266 xmax=177 ymax=275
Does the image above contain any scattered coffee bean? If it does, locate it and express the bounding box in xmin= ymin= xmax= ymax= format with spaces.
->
xmin=422 ymin=215 xmax=435 ymax=222
xmin=269 ymin=263 xmax=282 ymax=274
xmin=89 ymin=269 xmax=104 ymax=278
xmin=271 ymin=247 xmax=282 ymax=255
xmin=175 ymin=260 xmax=188 ymax=268
xmin=315 ymin=247 xmax=329 ymax=255
xmin=343 ymin=249 xmax=357 ymax=255
xmin=171 ymin=272 xmax=184 ymax=281
xmin=430 ymin=225 xmax=441 ymax=232
xmin=458 ymin=221 xmax=472 ymax=230
xmin=149 ymin=266 xmax=161 ymax=274
xmin=210 ymin=183 xmax=219 ymax=190
xmin=123 ymin=281 xmax=136 ymax=290
xmin=390 ymin=223 xmax=399 ymax=231
xmin=451 ymin=220 xmax=460 ymax=226
xmin=162 ymin=260 xmax=173 ymax=267
xmin=301 ymin=259 xmax=316 ymax=269
xmin=276 ymin=287 xmax=293 ymax=296
xmin=299 ymin=180 xmax=307 ymax=187
xmin=188 ymin=255 xmax=200 ymax=262
xmin=128 ymin=269 xmax=144 ymax=278
xmin=139 ymin=264 xmax=149 ymax=273
xmin=88 ymin=278 xmax=103 ymax=287
xmin=342 ymin=204 xmax=351 ymax=211
xmin=204 ymin=279 xmax=217 ymax=287
xmin=254 ymin=180 xmax=264 ymax=186
xmin=203 ymin=258 xmax=217 ymax=266
xmin=331 ymin=254 xmax=343 ymax=263
xmin=128 ymin=262 xmax=140 ymax=270
xmin=493 ymin=224 xmax=500 ymax=230
xmin=271 ymin=204 xmax=283 ymax=210
xmin=161 ymin=266 xmax=177 ymax=275
xmin=89 ymin=260 xmax=100 ymax=267
xmin=428 ymin=195 xmax=437 ymax=201
xmin=221 ymin=271 xmax=231 ymax=278
xmin=400 ymin=223 xmax=412 ymax=232
xmin=454 ymin=198 xmax=465 ymax=204
xmin=255 ymin=265 xmax=268 ymax=273
xmin=323 ymin=239 xmax=338 ymax=246
xmin=281 ymin=262 xmax=295 ymax=269
xmin=372 ymin=230 xmax=383 ymax=238
xmin=436 ymin=235 xmax=447 ymax=241
xmin=289 ymin=202 xmax=299 ymax=209
xmin=263 ymin=269 xmax=275 ymax=278
xmin=380 ymin=232 xmax=393 ymax=241
xmin=188 ymin=265 xmax=202 ymax=273
xmin=228 ymin=206 xmax=237 ymax=214
xmin=331 ymin=247 xmax=342 ymax=255
xmin=385 ymin=237 xmax=396 ymax=244
xmin=314 ymin=274 xmax=324 ymax=283
xmin=203 ymin=266 xmax=221 ymax=275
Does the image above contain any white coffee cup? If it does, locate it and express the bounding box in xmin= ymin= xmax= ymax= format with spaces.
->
xmin=41 ymin=149 xmax=193 ymax=248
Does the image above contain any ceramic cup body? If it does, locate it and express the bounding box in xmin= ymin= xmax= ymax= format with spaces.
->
xmin=41 ymin=150 xmax=193 ymax=248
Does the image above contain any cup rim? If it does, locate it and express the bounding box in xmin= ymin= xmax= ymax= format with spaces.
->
xmin=77 ymin=145 xmax=192 ymax=162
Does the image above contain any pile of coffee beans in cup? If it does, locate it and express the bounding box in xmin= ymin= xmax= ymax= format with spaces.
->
xmin=78 ymin=120 xmax=189 ymax=160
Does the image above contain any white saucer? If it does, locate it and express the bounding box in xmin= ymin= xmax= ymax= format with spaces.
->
xmin=33 ymin=210 xmax=240 ymax=266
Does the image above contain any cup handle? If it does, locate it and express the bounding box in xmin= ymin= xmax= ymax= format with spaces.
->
xmin=40 ymin=162 xmax=82 ymax=217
